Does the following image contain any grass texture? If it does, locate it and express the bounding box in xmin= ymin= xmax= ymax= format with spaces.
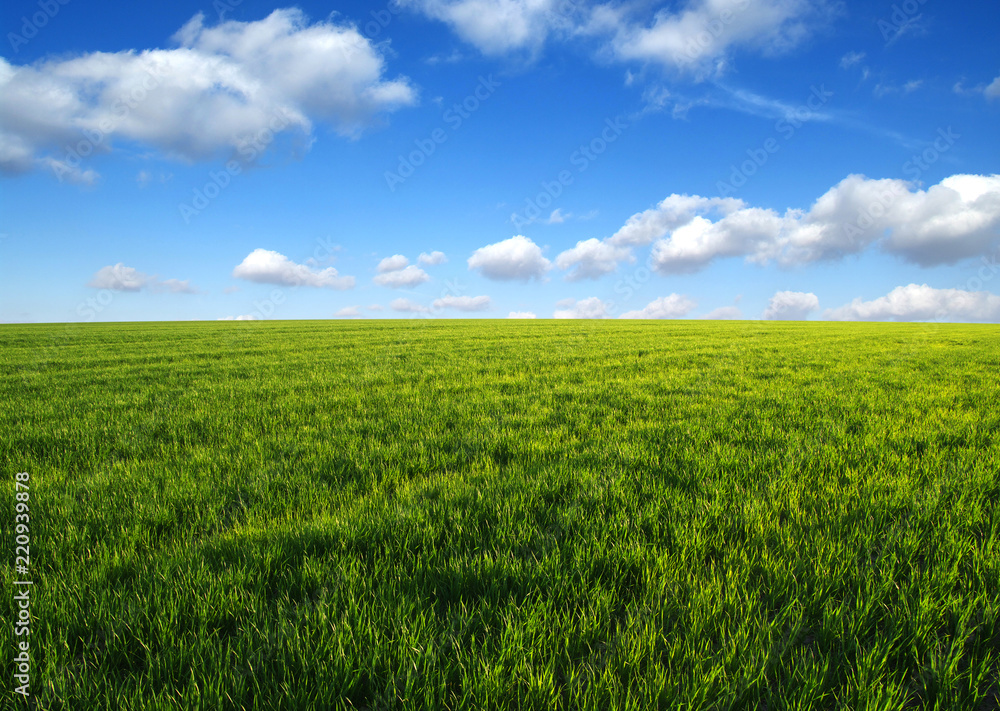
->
xmin=1 ymin=319 xmax=998 ymax=710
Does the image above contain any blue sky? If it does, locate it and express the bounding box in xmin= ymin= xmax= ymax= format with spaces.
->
xmin=1 ymin=0 xmax=998 ymax=322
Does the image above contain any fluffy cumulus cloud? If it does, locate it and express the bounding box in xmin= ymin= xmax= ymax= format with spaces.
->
xmin=334 ymin=306 xmax=361 ymax=317
xmin=0 ymin=9 xmax=415 ymax=176
xmin=88 ymin=264 xmax=149 ymax=292
xmin=417 ymin=251 xmax=448 ymax=265
xmin=88 ymin=263 xmax=199 ymax=293
xmin=507 ymin=311 xmax=537 ymax=318
xmin=232 ymin=248 xmax=355 ymax=289
xmin=650 ymin=208 xmax=785 ymax=273
xmin=377 ymin=255 xmax=410 ymax=273
xmin=600 ymin=174 xmax=1000 ymax=275
xmin=825 ymin=284 xmax=1000 ymax=322
xmin=374 ymin=265 xmax=431 ymax=288
xmin=468 ymin=235 xmax=551 ymax=281
xmin=553 ymin=296 xmax=610 ymax=319
xmin=397 ymin=0 xmax=575 ymax=57
xmin=218 ymin=314 xmax=258 ymax=321
xmin=619 ymin=293 xmax=697 ymax=319
xmin=390 ymin=297 xmax=430 ymax=313
xmin=555 ymin=238 xmax=633 ymax=280
xmin=432 ymin=295 xmax=491 ymax=311
xmin=608 ymin=195 xmax=745 ymax=248
xmin=763 ymin=290 xmax=819 ymax=320
xmin=593 ymin=0 xmax=825 ymax=73
xmin=807 ymin=173 xmax=1000 ymax=267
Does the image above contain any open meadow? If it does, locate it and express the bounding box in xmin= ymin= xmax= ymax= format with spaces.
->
xmin=1 ymin=320 xmax=998 ymax=710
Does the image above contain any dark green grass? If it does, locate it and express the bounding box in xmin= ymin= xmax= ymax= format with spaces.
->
xmin=1 ymin=320 xmax=998 ymax=710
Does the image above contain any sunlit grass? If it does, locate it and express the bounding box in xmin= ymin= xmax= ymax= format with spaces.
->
xmin=1 ymin=319 xmax=997 ymax=709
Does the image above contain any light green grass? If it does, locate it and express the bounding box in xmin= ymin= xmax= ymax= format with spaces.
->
xmin=1 ymin=320 xmax=998 ymax=710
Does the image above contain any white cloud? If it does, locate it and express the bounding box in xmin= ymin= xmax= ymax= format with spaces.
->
xmin=373 ymin=265 xmax=430 ymax=288
xmin=390 ymin=297 xmax=430 ymax=313
xmin=87 ymin=263 xmax=200 ymax=293
xmin=608 ymin=194 xmax=744 ymax=247
xmin=218 ymin=314 xmax=258 ymax=321
xmin=335 ymin=306 xmax=361 ymax=317
xmin=839 ymin=51 xmax=865 ymax=69
xmin=468 ymin=235 xmax=551 ymax=281
xmin=135 ymin=170 xmax=173 ymax=187
xmin=619 ymin=294 xmax=697 ymax=319
xmin=867 ymin=174 xmax=1000 ymax=266
xmin=650 ymin=208 xmax=785 ymax=273
xmin=433 ymin=294 xmax=491 ymax=311
xmin=553 ymin=296 xmax=610 ymax=319
xmin=0 ymin=9 xmax=416 ymax=176
xmin=377 ymin=254 xmax=410 ymax=272
xmin=605 ymin=174 xmax=1000 ymax=274
xmin=232 ymin=248 xmax=355 ymax=289
xmin=555 ymin=238 xmax=632 ymax=280
xmin=763 ymin=291 xmax=819 ymax=320
xmin=873 ymin=79 xmax=923 ymax=98
xmin=546 ymin=208 xmax=568 ymax=224
xmin=985 ymin=75 xmax=1000 ymax=100
xmin=398 ymin=0 xmax=573 ymax=57
xmin=88 ymin=263 xmax=150 ymax=291
xmin=38 ymin=158 xmax=99 ymax=185
xmin=425 ymin=50 xmax=465 ymax=65
xmin=598 ymin=0 xmax=826 ymax=74
xmin=700 ymin=305 xmax=743 ymax=319
xmin=156 ymin=278 xmax=200 ymax=294
xmin=400 ymin=0 xmax=825 ymax=73
xmin=825 ymin=284 xmax=1000 ymax=322
xmin=507 ymin=311 xmax=537 ymax=318
xmin=417 ymin=250 xmax=448 ymax=265
xmin=710 ymin=84 xmax=833 ymax=123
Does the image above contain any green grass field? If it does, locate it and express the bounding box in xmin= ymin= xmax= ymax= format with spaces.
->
xmin=1 ymin=320 xmax=998 ymax=710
